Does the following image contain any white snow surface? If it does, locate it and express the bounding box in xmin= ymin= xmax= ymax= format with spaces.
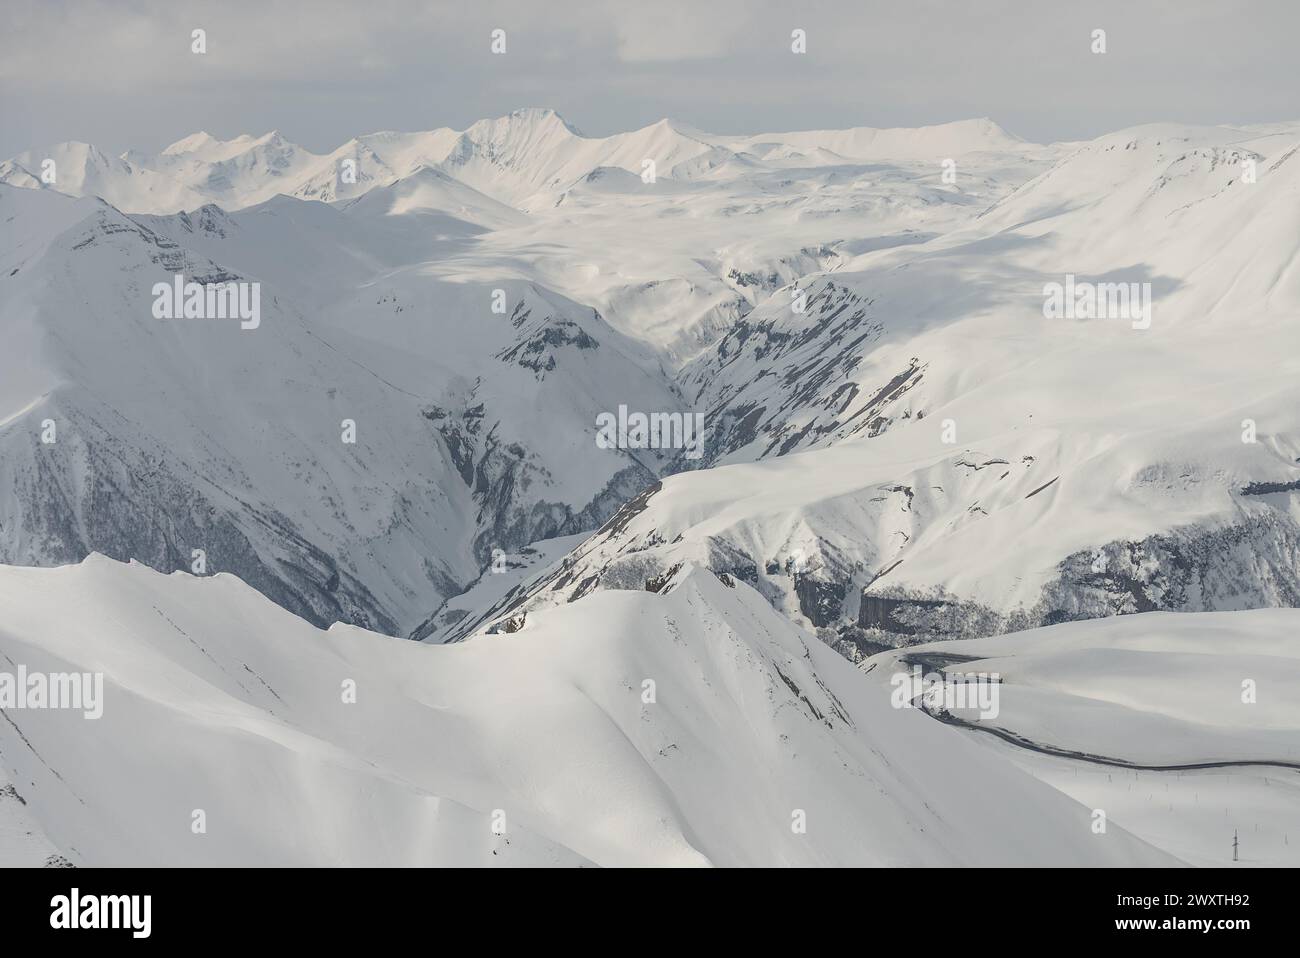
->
xmin=0 ymin=554 xmax=1185 ymax=867
xmin=478 ymin=120 xmax=1300 ymax=632
xmin=883 ymin=610 xmax=1300 ymax=866
xmin=0 ymin=110 xmax=1063 ymax=639
xmin=2 ymin=113 xmax=1298 ymax=868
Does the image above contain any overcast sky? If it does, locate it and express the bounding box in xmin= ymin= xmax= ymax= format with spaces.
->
xmin=3 ymin=0 xmax=1297 ymax=157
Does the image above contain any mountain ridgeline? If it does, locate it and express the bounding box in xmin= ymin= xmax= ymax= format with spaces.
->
xmin=3 ymin=113 xmax=1299 ymax=654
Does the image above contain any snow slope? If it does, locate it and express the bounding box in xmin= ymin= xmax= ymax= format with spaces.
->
xmin=2 ymin=112 xmax=1037 ymax=215
xmin=0 ymin=112 xmax=1056 ymax=639
xmin=0 ymin=764 xmax=65 ymax=868
xmin=5 ymin=98 xmax=1298 ymax=870
xmin=0 ymin=182 xmax=679 ymax=635
xmin=897 ymin=609 xmax=1300 ymax=768
xmin=0 ymin=142 xmax=208 ymax=213
xmin=6 ymin=113 xmax=1300 ymax=656
xmin=0 ymin=554 xmax=1180 ymax=867
xmin=2 ymin=111 xmax=1053 ymax=360
xmin=879 ymin=610 xmax=1300 ymax=866
xmin=470 ymin=121 xmax=1300 ymax=647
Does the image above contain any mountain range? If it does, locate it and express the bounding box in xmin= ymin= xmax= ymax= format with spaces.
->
xmin=2 ymin=109 xmax=1298 ymax=866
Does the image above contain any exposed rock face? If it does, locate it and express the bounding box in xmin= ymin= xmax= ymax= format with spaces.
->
xmin=795 ymin=574 xmax=847 ymax=627
xmin=677 ymin=280 xmax=930 ymax=467
xmin=858 ymin=594 xmax=949 ymax=633
xmin=851 ymin=511 xmax=1300 ymax=646
xmin=2 ymin=399 xmax=402 ymax=633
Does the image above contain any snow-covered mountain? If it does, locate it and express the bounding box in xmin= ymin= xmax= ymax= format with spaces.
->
xmin=0 ymin=141 xmax=210 ymax=213
xmin=0 ymin=180 xmax=683 ymax=635
xmin=3 ymin=110 xmax=1299 ymax=866
xmin=4 ymin=554 xmax=1293 ymax=866
xmin=0 ymin=110 xmax=1056 ymax=637
xmin=4 ymin=111 xmax=1053 ymax=361
xmin=6 ymin=112 xmax=1299 ymax=649
xmin=460 ymin=120 xmax=1300 ymax=655
xmin=3 ymin=553 xmax=1245 ymax=867
xmin=3 ymin=110 xmax=1038 ymax=214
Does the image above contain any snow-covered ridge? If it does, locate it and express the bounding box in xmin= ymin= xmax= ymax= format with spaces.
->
xmin=0 ymin=111 xmax=1061 ymax=642
xmin=5 ymin=114 xmax=1300 ymax=662
xmin=456 ymin=118 xmax=1300 ymax=650
xmin=0 ymin=180 xmax=682 ymax=635
xmin=3 ymin=110 xmax=1300 ymax=869
xmin=0 ymin=109 xmax=1040 ymax=214
xmin=0 ymin=553 xmax=1192 ymax=866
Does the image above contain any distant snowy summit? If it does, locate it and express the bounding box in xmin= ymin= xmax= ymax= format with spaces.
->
xmin=0 ymin=110 xmax=1036 ymax=214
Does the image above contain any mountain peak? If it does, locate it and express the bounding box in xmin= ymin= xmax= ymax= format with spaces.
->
xmin=946 ymin=116 xmax=1024 ymax=144
xmin=162 ymin=131 xmax=219 ymax=155
xmin=501 ymin=108 xmax=582 ymax=136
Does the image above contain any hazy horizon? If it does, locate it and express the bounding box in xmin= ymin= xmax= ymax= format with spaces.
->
xmin=4 ymin=0 xmax=1298 ymax=157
